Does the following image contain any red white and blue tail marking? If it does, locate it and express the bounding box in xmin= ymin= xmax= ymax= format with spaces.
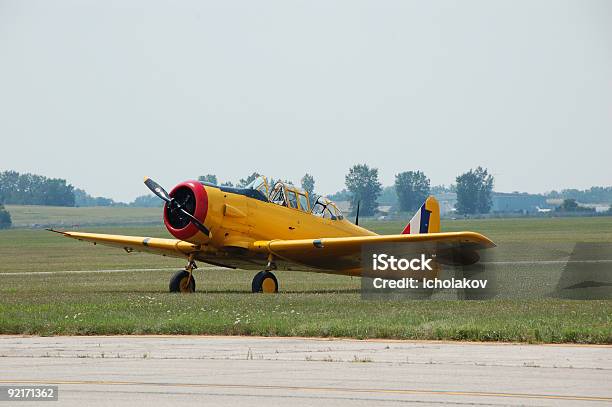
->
xmin=401 ymin=197 xmax=440 ymax=235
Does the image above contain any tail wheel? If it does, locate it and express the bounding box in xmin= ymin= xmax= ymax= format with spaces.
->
xmin=169 ymin=270 xmax=196 ymax=293
xmin=252 ymin=271 xmax=278 ymax=293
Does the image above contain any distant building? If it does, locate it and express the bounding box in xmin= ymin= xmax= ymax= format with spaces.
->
xmin=492 ymin=192 xmax=548 ymax=213
xmin=576 ymin=203 xmax=610 ymax=213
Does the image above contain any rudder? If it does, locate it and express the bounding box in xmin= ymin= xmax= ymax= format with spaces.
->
xmin=401 ymin=196 xmax=440 ymax=234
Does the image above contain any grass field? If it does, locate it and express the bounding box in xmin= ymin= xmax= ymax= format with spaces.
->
xmin=0 ymin=214 xmax=610 ymax=343
xmin=5 ymin=204 xmax=161 ymax=227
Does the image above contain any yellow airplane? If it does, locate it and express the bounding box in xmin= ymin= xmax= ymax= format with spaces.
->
xmin=50 ymin=176 xmax=495 ymax=293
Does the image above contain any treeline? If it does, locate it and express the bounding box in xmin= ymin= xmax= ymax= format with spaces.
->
xmin=74 ymin=188 xmax=114 ymax=207
xmin=3 ymin=169 xmax=610 ymax=216
xmin=547 ymin=187 xmax=612 ymax=203
xmin=74 ymin=189 xmax=162 ymax=207
xmin=0 ymin=171 xmax=75 ymax=206
xmin=342 ymin=165 xmax=493 ymax=216
xmin=0 ymin=171 xmax=161 ymax=208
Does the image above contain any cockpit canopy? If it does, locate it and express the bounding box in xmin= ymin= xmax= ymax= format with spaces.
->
xmin=244 ymin=176 xmax=269 ymax=200
xmin=269 ymin=181 xmax=310 ymax=212
xmin=311 ymin=196 xmax=344 ymax=220
xmin=243 ymin=176 xmax=343 ymax=220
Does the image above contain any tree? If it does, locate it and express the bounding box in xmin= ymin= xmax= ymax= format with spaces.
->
xmin=198 ymin=174 xmax=218 ymax=184
xmin=559 ymin=198 xmax=579 ymax=211
xmin=74 ymin=188 xmax=114 ymax=207
xmin=455 ymin=167 xmax=494 ymax=215
xmin=237 ymin=172 xmax=261 ymax=188
xmin=394 ymin=171 xmax=430 ymax=212
xmin=0 ymin=171 xmax=75 ymax=206
xmin=0 ymin=171 xmax=19 ymax=203
xmin=0 ymin=204 xmax=11 ymax=229
xmin=43 ymin=178 xmax=75 ymax=206
xmin=301 ymin=173 xmax=315 ymax=204
xmin=556 ymin=198 xmax=594 ymax=213
xmin=546 ymin=186 xmax=612 ymax=203
xmin=328 ymin=189 xmax=351 ymax=202
xmin=378 ymin=186 xmax=398 ymax=206
xmin=431 ymin=184 xmax=453 ymax=194
xmin=345 ymin=164 xmax=382 ymax=216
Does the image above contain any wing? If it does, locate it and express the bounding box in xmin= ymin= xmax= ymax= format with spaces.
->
xmin=252 ymin=232 xmax=496 ymax=274
xmin=49 ymin=230 xmax=199 ymax=259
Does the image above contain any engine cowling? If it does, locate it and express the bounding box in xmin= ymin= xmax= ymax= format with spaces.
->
xmin=163 ymin=180 xmax=209 ymax=242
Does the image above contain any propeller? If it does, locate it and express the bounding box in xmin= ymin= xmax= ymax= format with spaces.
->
xmin=144 ymin=176 xmax=210 ymax=236
xmin=355 ymin=200 xmax=360 ymax=226
xmin=144 ymin=177 xmax=172 ymax=204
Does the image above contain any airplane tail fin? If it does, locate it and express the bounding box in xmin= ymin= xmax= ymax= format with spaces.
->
xmin=401 ymin=196 xmax=440 ymax=234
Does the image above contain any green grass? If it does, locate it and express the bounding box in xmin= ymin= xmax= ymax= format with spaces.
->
xmin=5 ymin=204 xmax=161 ymax=227
xmin=0 ymin=226 xmax=178 ymax=273
xmin=0 ymin=216 xmax=611 ymax=343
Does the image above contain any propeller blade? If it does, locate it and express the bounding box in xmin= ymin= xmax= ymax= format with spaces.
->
xmin=143 ymin=176 xmax=172 ymax=203
xmin=355 ymin=200 xmax=360 ymax=226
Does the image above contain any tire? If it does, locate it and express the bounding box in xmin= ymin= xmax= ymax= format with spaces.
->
xmin=252 ymin=271 xmax=278 ymax=293
xmin=169 ymin=270 xmax=196 ymax=293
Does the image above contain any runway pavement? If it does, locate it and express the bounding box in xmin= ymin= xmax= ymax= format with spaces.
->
xmin=0 ymin=335 xmax=610 ymax=406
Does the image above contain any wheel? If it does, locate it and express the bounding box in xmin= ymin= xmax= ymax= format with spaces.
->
xmin=169 ymin=270 xmax=196 ymax=293
xmin=252 ymin=271 xmax=278 ymax=293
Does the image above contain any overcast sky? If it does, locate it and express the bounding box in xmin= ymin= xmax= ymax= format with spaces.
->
xmin=1 ymin=0 xmax=610 ymax=202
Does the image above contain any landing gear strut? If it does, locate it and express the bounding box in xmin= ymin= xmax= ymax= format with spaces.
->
xmin=169 ymin=255 xmax=197 ymax=293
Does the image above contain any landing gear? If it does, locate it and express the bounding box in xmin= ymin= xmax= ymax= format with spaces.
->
xmin=252 ymin=271 xmax=278 ymax=293
xmin=252 ymin=254 xmax=279 ymax=293
xmin=170 ymin=255 xmax=197 ymax=293
xmin=169 ymin=270 xmax=196 ymax=293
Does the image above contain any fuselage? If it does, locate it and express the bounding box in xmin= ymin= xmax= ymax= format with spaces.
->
xmin=207 ymin=184 xmax=375 ymax=245
xmin=162 ymin=180 xmax=376 ymax=271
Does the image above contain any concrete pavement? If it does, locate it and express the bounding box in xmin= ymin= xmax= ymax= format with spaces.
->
xmin=0 ymin=335 xmax=610 ymax=406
